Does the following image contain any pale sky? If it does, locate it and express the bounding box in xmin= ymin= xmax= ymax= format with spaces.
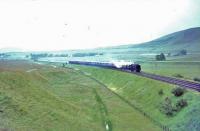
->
xmin=0 ymin=0 xmax=199 ymax=51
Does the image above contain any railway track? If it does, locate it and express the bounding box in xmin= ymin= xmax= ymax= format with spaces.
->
xmin=90 ymin=67 xmax=200 ymax=92
xmin=68 ymin=62 xmax=200 ymax=92
xmin=122 ymin=70 xmax=200 ymax=92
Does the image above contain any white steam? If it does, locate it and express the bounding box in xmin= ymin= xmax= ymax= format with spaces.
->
xmin=111 ymin=60 xmax=133 ymax=68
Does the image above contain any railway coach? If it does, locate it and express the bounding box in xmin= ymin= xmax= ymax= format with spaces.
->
xmin=68 ymin=60 xmax=141 ymax=72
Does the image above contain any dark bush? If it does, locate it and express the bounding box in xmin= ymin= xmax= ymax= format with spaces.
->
xmin=155 ymin=53 xmax=166 ymax=61
xmin=160 ymin=97 xmax=188 ymax=116
xmin=176 ymin=99 xmax=188 ymax=109
xmin=173 ymin=74 xmax=184 ymax=78
xmin=158 ymin=89 xmax=164 ymax=95
xmin=173 ymin=49 xmax=187 ymax=56
xmin=193 ymin=77 xmax=200 ymax=82
xmin=160 ymin=97 xmax=174 ymax=116
xmin=180 ymin=49 xmax=187 ymax=55
xmin=174 ymin=99 xmax=188 ymax=112
xmin=172 ymin=87 xmax=185 ymax=97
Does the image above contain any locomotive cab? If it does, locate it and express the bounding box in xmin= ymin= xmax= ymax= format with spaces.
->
xmin=129 ymin=64 xmax=141 ymax=72
xmin=135 ymin=64 xmax=141 ymax=72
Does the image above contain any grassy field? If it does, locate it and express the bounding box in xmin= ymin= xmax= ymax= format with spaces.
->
xmin=0 ymin=60 xmax=161 ymax=131
xmin=140 ymin=61 xmax=200 ymax=81
xmin=69 ymin=64 xmax=200 ymax=131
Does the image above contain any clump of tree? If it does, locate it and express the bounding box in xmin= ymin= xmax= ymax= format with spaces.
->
xmin=160 ymin=87 xmax=188 ymax=116
xmin=30 ymin=53 xmax=48 ymax=61
xmin=29 ymin=53 xmax=68 ymax=61
xmin=173 ymin=74 xmax=184 ymax=78
xmin=54 ymin=54 xmax=68 ymax=57
xmin=160 ymin=97 xmax=174 ymax=116
xmin=175 ymin=99 xmax=188 ymax=111
xmin=171 ymin=87 xmax=186 ymax=97
xmin=158 ymin=89 xmax=164 ymax=95
xmin=155 ymin=53 xmax=166 ymax=61
xmin=193 ymin=77 xmax=200 ymax=82
xmin=173 ymin=49 xmax=187 ymax=56
xmin=160 ymin=97 xmax=188 ymax=116
xmin=72 ymin=52 xmax=103 ymax=57
xmin=180 ymin=49 xmax=187 ymax=55
xmin=25 ymin=55 xmax=29 ymax=58
xmin=0 ymin=53 xmax=5 ymax=57
xmin=0 ymin=53 xmax=10 ymax=58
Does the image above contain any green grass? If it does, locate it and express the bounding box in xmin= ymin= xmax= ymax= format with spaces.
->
xmin=141 ymin=61 xmax=200 ymax=80
xmin=0 ymin=60 xmax=161 ymax=131
xmin=70 ymin=64 xmax=200 ymax=131
xmin=0 ymin=65 xmax=102 ymax=130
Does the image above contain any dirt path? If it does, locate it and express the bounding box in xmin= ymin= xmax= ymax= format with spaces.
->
xmin=93 ymin=88 xmax=112 ymax=131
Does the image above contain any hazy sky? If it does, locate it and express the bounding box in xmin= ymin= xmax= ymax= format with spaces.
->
xmin=0 ymin=0 xmax=199 ymax=51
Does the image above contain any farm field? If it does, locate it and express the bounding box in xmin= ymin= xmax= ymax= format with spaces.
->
xmin=69 ymin=64 xmax=200 ymax=131
xmin=0 ymin=60 xmax=161 ymax=131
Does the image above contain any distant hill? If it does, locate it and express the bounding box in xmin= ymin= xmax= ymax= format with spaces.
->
xmin=0 ymin=47 xmax=23 ymax=53
xmin=110 ymin=27 xmax=200 ymax=53
xmin=129 ymin=27 xmax=200 ymax=52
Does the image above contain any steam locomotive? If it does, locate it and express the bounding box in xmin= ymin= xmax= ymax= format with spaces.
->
xmin=68 ymin=61 xmax=141 ymax=72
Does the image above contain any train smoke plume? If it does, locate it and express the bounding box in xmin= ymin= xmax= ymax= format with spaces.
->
xmin=111 ymin=60 xmax=133 ymax=68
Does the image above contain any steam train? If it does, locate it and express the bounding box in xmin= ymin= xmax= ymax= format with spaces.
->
xmin=68 ymin=61 xmax=141 ymax=72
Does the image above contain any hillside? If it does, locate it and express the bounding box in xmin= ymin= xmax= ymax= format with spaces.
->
xmin=0 ymin=60 xmax=161 ymax=131
xmin=129 ymin=27 xmax=200 ymax=52
xmin=60 ymin=27 xmax=200 ymax=62
xmin=73 ymin=64 xmax=200 ymax=131
xmin=106 ymin=27 xmax=200 ymax=53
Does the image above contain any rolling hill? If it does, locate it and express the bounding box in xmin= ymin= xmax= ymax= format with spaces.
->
xmin=64 ymin=27 xmax=200 ymax=62
xmin=114 ymin=27 xmax=200 ymax=53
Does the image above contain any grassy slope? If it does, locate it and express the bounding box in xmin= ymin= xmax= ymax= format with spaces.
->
xmin=0 ymin=60 xmax=160 ymax=131
xmin=141 ymin=61 xmax=200 ymax=80
xmin=120 ymin=27 xmax=200 ymax=52
xmin=0 ymin=61 xmax=103 ymax=131
xmin=73 ymin=65 xmax=200 ymax=131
